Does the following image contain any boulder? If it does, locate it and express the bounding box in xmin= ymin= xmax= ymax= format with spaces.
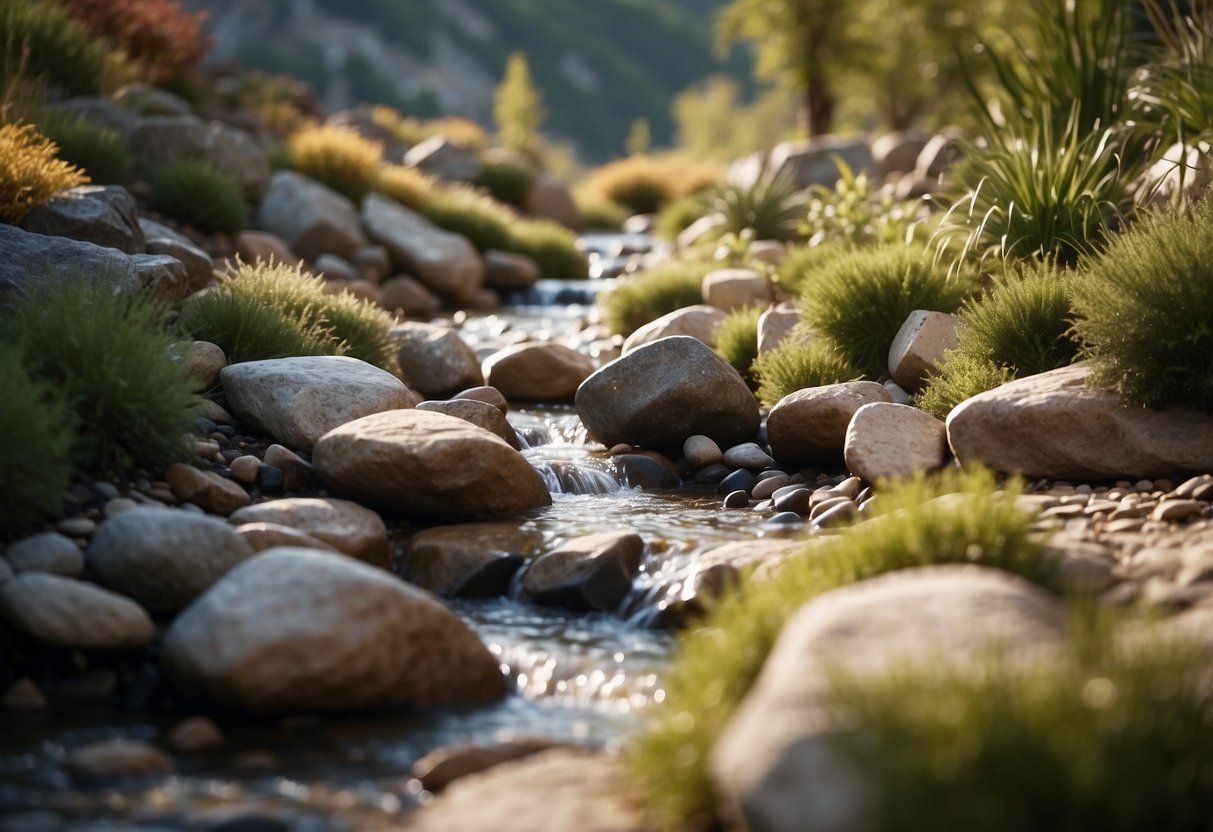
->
xmin=711 ymin=567 xmax=1066 ymax=832
xmin=914 ymin=133 xmax=962 ymax=180
xmin=404 ymin=135 xmax=480 ymax=182
xmin=221 ymin=355 xmax=417 ymax=453
xmin=416 ymin=399 xmax=521 ymax=449
xmin=86 ymin=506 xmax=256 ymax=614
xmin=887 ymin=310 xmax=961 ymax=391
xmin=165 ymin=464 xmax=251 ymax=514
xmin=621 ymin=305 xmax=727 ymax=355
xmin=183 ymin=340 xmax=226 ymax=392
xmin=0 ymin=224 xmax=189 ymax=305
xmin=769 ymin=136 xmax=874 ymax=189
xmin=312 ymin=409 xmax=551 ymax=519
xmin=362 ymin=193 xmax=484 ymax=303
xmin=575 ymin=337 xmax=760 ymax=453
xmin=484 ymin=250 xmax=541 ymax=292
xmin=393 ymin=322 xmax=484 ymax=397
xmin=380 ymin=275 xmax=443 ymax=318
xmin=20 ymin=185 xmax=144 ymax=253
xmin=234 ymin=230 xmax=297 ymax=265
xmin=234 ymin=522 xmax=339 ymax=554
xmin=758 ymin=306 xmax=801 ymax=353
xmin=844 ymin=402 xmax=948 ymax=482
xmin=161 ymin=548 xmax=506 ymax=711
xmin=140 ymin=218 xmax=214 ymax=293
xmin=4 ymin=532 xmax=84 ymax=577
xmin=228 ymin=498 xmax=390 ymax=569
xmin=767 ymin=382 xmax=892 ymax=466
xmin=483 ymin=342 xmax=595 ymax=402
xmin=401 ymin=523 xmax=542 ymax=597
xmin=46 ymin=95 xmax=137 ymax=137
xmin=947 ymin=363 xmax=1213 ymax=480
xmin=0 ymin=573 xmax=153 ymax=650
xmin=253 ymin=171 xmax=366 ymax=261
xmin=522 ymin=531 xmax=644 ymax=612
xmin=128 ymin=115 xmax=270 ymax=201
xmin=525 ymin=172 xmax=581 ymax=230
xmin=872 ymin=130 xmax=931 ymax=179
xmin=702 ymin=268 xmax=772 ymax=312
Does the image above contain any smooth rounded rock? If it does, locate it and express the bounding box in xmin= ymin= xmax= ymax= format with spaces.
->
xmin=767 ymin=382 xmax=892 ymax=466
xmin=183 ymin=341 xmax=227 ymax=392
xmin=64 ymin=739 xmax=172 ymax=784
xmin=718 ymin=468 xmax=758 ymax=496
xmin=0 ymin=573 xmax=153 ymax=650
xmin=683 ymin=434 xmax=723 ymax=469
xmin=615 ymin=453 xmax=680 ymax=489
xmin=724 ymin=490 xmax=750 ymax=509
xmin=416 ymin=399 xmax=521 ymax=449
xmin=402 ymin=523 xmax=542 ymax=597
xmin=523 ymin=532 xmax=644 ymax=612
xmin=233 ymin=522 xmax=340 ymax=554
xmin=393 ymin=322 xmax=484 ymax=398
xmin=844 ymin=402 xmax=948 ymax=482
xmin=162 ymin=548 xmax=506 ymax=712
xmin=621 ymin=305 xmax=728 ymax=355
xmin=5 ymin=532 xmax=84 ymax=578
xmin=722 ymin=443 xmax=773 ymax=471
xmin=228 ymin=455 xmax=261 ymax=484
xmin=165 ymin=464 xmax=251 ymax=515
xmin=483 ymin=342 xmax=595 ymax=403
xmin=228 ymin=498 xmax=390 ymax=569
xmin=452 ymin=385 xmax=509 ymax=414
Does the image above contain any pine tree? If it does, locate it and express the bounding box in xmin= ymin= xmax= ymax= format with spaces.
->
xmin=493 ymin=51 xmax=544 ymax=156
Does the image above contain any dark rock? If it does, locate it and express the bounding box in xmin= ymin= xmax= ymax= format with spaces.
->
xmin=21 ymin=185 xmax=144 ymax=253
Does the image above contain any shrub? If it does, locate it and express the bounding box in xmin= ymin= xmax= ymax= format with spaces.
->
xmin=150 ymin=158 xmax=248 ymax=235
xmin=422 ymin=185 xmax=516 ymax=253
xmin=0 ymin=122 xmax=88 ymax=224
xmin=698 ymin=166 xmax=805 ymax=242
xmin=631 ymin=467 xmax=1058 ymax=828
xmin=713 ymin=305 xmax=763 ymax=386
xmin=752 ymin=333 xmax=862 ymax=407
xmin=473 ymin=158 xmax=536 ymax=209
xmin=599 ymin=261 xmax=715 ymax=336
xmin=180 ymin=260 xmax=398 ymax=372
xmin=507 ymin=218 xmax=588 ymax=278
xmin=36 ymin=112 xmax=130 ymax=185
xmin=582 ymin=155 xmax=677 ymax=215
xmin=0 ymin=0 xmax=129 ymax=97
xmin=376 ymin=163 xmax=435 ymax=212
xmin=1 ymin=279 xmax=199 ymax=474
xmin=1071 ymin=198 xmax=1213 ymax=409
xmin=60 ymin=0 xmax=211 ymax=83
xmin=917 ymin=264 xmax=1079 ymax=418
xmin=287 ymin=123 xmax=382 ymax=203
xmin=578 ymin=196 xmax=629 ymax=231
xmin=774 ymin=240 xmax=853 ymax=298
xmin=0 ymin=345 xmax=75 ymax=540
xmin=803 ymin=159 xmax=925 ymax=247
xmin=800 ymin=245 xmax=971 ymax=378
xmin=654 ymin=194 xmax=707 ymax=241
xmin=826 ymin=629 xmax=1213 ymax=832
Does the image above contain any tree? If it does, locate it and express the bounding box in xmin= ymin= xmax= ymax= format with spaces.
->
xmin=625 ymin=118 xmax=652 ymax=155
xmin=672 ymin=76 xmax=797 ymax=160
xmin=493 ymin=51 xmax=545 ymax=156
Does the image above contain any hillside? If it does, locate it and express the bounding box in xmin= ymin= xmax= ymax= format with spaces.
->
xmin=188 ymin=0 xmax=751 ymax=161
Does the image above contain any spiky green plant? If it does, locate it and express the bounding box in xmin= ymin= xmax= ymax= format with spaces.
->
xmin=1130 ymin=0 xmax=1213 ymax=142
xmin=0 ymin=344 xmax=75 ymax=539
xmin=1071 ymin=197 xmax=1213 ymax=409
xmin=422 ymin=185 xmax=515 ymax=253
xmin=698 ymin=166 xmax=804 ymax=242
xmin=800 ymin=244 xmax=970 ymax=378
xmin=150 ymin=158 xmax=248 ymax=235
xmin=507 ymin=217 xmax=588 ymax=278
xmin=631 ymin=467 xmax=1059 ymax=828
xmin=803 ymin=159 xmax=925 ymax=248
xmin=180 ymin=261 xmax=398 ymax=372
xmin=713 ymin=305 xmax=763 ymax=386
xmin=916 ymin=352 xmax=1016 ymax=420
xmin=473 ymin=158 xmax=536 ymax=209
xmin=752 ymin=332 xmax=863 ymax=407
xmin=1 ymin=279 xmax=198 ymax=473
xmin=36 ymin=112 xmax=130 ymax=185
xmin=598 ymin=261 xmax=715 ymax=337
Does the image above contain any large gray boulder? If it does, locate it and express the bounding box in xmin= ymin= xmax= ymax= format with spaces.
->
xmin=393 ymin=322 xmax=484 ymax=398
xmin=767 ymin=382 xmax=892 ymax=466
xmin=86 ymin=507 xmax=256 ymax=614
xmin=220 ymin=355 xmax=418 ymax=453
xmin=404 ymin=136 xmax=480 ymax=183
xmin=128 ymin=115 xmax=270 ymax=200
xmin=0 ymin=224 xmax=189 ymax=305
xmin=312 ymin=409 xmax=551 ymax=519
xmin=139 ymin=218 xmax=215 ymax=294
xmin=254 ymin=171 xmax=367 ymax=261
xmin=0 ymin=573 xmax=154 ymax=650
xmin=20 ymin=185 xmax=144 ymax=253
xmin=575 ymin=336 xmax=760 ymax=453
xmin=947 ymin=364 xmax=1213 ymax=480
xmin=711 ymin=567 xmax=1066 ymax=832
xmin=161 ymin=548 xmax=506 ymax=712
xmin=362 ymin=193 xmax=484 ymax=304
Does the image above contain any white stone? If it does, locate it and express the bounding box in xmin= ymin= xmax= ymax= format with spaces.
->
xmin=767 ymin=382 xmax=892 ymax=466
xmin=621 ymin=305 xmax=727 ymax=355
xmin=702 ymin=268 xmax=772 ymax=312
xmin=887 ymin=310 xmax=961 ymax=391
xmin=844 ymin=402 xmax=947 ymax=482
xmin=757 ymin=306 xmax=801 ymax=353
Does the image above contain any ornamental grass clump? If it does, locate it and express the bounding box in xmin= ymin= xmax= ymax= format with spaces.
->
xmin=507 ymin=217 xmax=588 ymax=278
xmin=826 ymin=628 xmax=1213 ymax=832
xmin=697 ymin=166 xmax=805 ymax=243
xmin=37 ymin=113 xmax=130 ymax=185
xmin=180 ymin=260 xmax=398 ymax=373
xmin=0 ymin=344 xmax=75 ymax=540
xmin=422 ymin=184 xmax=515 ymax=253
xmin=577 ymin=196 xmax=628 ymax=231
xmin=1071 ymin=198 xmax=1213 ymax=409
xmin=654 ymin=194 xmax=707 ymax=241
xmin=800 ymin=244 xmax=971 ymax=379
xmin=0 ymin=122 xmax=88 ymax=223
xmin=712 ymin=305 xmax=763 ymax=387
xmin=918 ymin=263 xmax=1080 ymax=418
xmin=631 ymin=467 xmax=1058 ymax=828
xmin=287 ymin=123 xmax=382 ymax=203
xmin=1 ymin=279 xmax=199 ymax=474
xmin=0 ymin=0 xmax=130 ymax=96
xmin=582 ymin=155 xmax=678 ymax=215
xmin=376 ymin=163 xmax=435 ymax=212
xmin=599 ymin=261 xmax=715 ymax=336
xmin=473 ymin=158 xmax=536 ymax=209
xmin=774 ymin=239 xmax=852 ymax=298
xmin=752 ymin=332 xmax=862 ymax=407
xmin=150 ymin=158 xmax=248 ymax=235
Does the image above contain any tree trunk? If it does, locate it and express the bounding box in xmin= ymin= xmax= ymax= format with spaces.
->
xmin=800 ymin=75 xmax=835 ymax=137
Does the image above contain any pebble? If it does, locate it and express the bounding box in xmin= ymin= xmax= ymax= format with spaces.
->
xmin=683 ymin=434 xmax=723 ymax=468
xmin=752 ymin=499 xmax=773 ymax=511
xmin=694 ymin=463 xmax=730 ymax=483
xmin=755 ymin=469 xmax=788 ymax=481
xmin=55 ymin=517 xmax=96 ymax=537
xmin=255 ymin=465 xmax=285 ymax=493
xmin=767 ymin=511 xmax=804 ymax=525
xmin=1041 ymin=504 xmax=1087 ymax=520
xmin=717 ymin=468 xmax=757 ymax=496
xmin=1152 ymin=499 xmax=1205 ymax=523
xmin=148 ymin=487 xmax=178 ymax=505
xmin=92 ymin=481 xmax=121 ymax=501
xmin=2 ymin=678 xmax=46 ymax=709
xmin=1175 ymin=474 xmax=1213 ymax=501
xmin=832 ymin=476 xmax=863 ymax=500
xmin=751 ymin=474 xmax=792 ymax=500
xmin=229 ymin=455 xmax=261 ymax=484
xmin=263 ymin=444 xmax=313 ymax=492
xmin=0 ymin=559 xmax=10 ymax=584
xmin=813 ymin=500 xmax=857 ymax=528
xmin=103 ymin=497 xmax=139 ymax=518
xmin=722 ymin=442 xmax=773 ymax=471
xmin=167 ymin=716 xmax=225 ymax=753
xmin=809 ymin=495 xmax=853 ymax=522
xmin=198 ymin=399 xmax=233 ymax=423
xmin=64 ymin=739 xmax=173 ymax=784
xmin=5 ymin=532 xmax=83 ymax=577
xmin=772 ymin=486 xmax=813 ymax=515
xmin=608 ymin=443 xmax=633 ymax=455
xmin=723 ymin=490 xmax=750 ymax=509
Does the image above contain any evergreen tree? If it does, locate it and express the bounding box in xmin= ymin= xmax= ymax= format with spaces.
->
xmin=493 ymin=51 xmax=544 ymax=156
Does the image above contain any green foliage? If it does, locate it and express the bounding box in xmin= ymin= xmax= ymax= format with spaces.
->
xmin=2 ymin=279 xmax=198 ymax=474
xmin=631 ymin=467 xmax=1058 ymax=828
xmin=713 ymin=305 xmax=763 ymax=386
xmin=1071 ymin=198 xmax=1213 ymax=409
xmin=803 ymin=159 xmax=925 ymax=247
xmin=150 ymin=158 xmax=248 ymax=236
xmin=673 ymin=75 xmax=797 ymax=162
xmin=800 ymin=245 xmax=970 ymax=378
xmin=1130 ymin=0 xmax=1213 ymax=143
xmin=36 ymin=113 xmax=130 ymax=185
xmin=376 ymin=163 xmax=435 ymax=211
xmin=654 ymin=193 xmax=709 ymax=242
xmin=753 ymin=332 xmax=862 ymax=406
xmin=774 ymin=239 xmax=853 ymax=297
xmin=287 ymin=123 xmax=382 ymax=203
xmin=0 ymin=0 xmax=129 ymax=97
xmin=918 ymin=264 xmax=1079 ymax=418
xmin=599 ymin=261 xmax=715 ymax=336
xmin=577 ymin=196 xmax=629 ymax=231
xmin=0 ymin=122 xmax=89 ymax=223
xmin=827 ymin=629 xmax=1213 ymax=832
xmin=507 ymin=217 xmax=588 ymax=278
xmin=0 ymin=345 xmax=74 ymax=540
xmin=473 ymin=158 xmax=536 ymax=209
xmin=493 ymin=51 xmax=545 ymax=157
xmin=583 ymin=156 xmax=677 ymax=215
xmin=422 ymin=185 xmax=515 ymax=253
xmin=180 ymin=261 xmax=398 ymax=373
xmin=699 ymin=166 xmax=805 ymax=242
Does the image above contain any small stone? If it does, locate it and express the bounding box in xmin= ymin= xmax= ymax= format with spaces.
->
xmin=772 ymin=486 xmax=813 ymax=514
xmin=695 ymin=463 xmax=730 ymax=483
xmin=452 ymin=385 xmax=510 ymax=414
xmin=234 ymin=522 xmax=340 ymax=554
xmin=262 ymin=443 xmax=313 ymax=492
xmin=1152 ymin=499 xmax=1205 ymax=522
xmin=609 ymin=443 xmax=633 ymax=455
xmin=887 ymin=310 xmax=960 ymax=390
xmin=0 ymin=573 xmax=154 ymax=649
xmin=229 ymin=498 xmax=390 ymax=569
xmin=229 ymin=455 xmax=261 ymax=484
xmin=752 ymin=475 xmax=793 ymax=500
xmin=64 ymin=739 xmax=172 ymax=784
xmin=723 ymin=490 xmax=750 ymax=509
xmin=523 ymin=532 xmax=644 ymax=612
xmin=5 ymin=531 xmax=84 ymax=577
xmin=722 ymin=442 xmax=774 ymax=471
xmin=55 ymin=517 xmax=96 ymax=537
xmin=255 ymin=465 xmax=285 ymax=493
xmin=103 ymin=497 xmax=138 ymax=518
xmin=717 ymin=468 xmax=757 ymax=496
xmin=198 ymin=399 xmax=234 ymax=424
xmin=813 ymin=500 xmax=857 ymax=528
xmin=809 ymin=495 xmax=854 ymax=521
xmin=768 ymin=511 xmax=804 ymax=524
xmin=166 ymin=716 xmax=225 ymax=753
xmin=1174 ymin=474 xmax=1213 ymax=499
xmin=882 ymin=379 xmax=913 ymax=405
xmin=3 ymin=678 xmax=46 ymax=709
xmin=616 ymin=453 xmax=680 ymax=489
xmin=166 ymin=463 xmax=251 ymax=514
xmin=683 ymin=434 xmax=723 ymax=469
xmin=184 ymin=341 xmax=227 ymax=392
xmin=411 ymin=738 xmax=569 ymax=792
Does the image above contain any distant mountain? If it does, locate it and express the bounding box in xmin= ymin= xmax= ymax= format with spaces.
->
xmin=188 ymin=0 xmax=752 ymax=161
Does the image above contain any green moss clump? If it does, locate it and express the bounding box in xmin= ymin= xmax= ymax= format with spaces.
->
xmin=473 ymin=158 xmax=536 ymax=209
xmin=713 ymin=305 xmax=763 ymax=387
xmin=774 ymin=240 xmax=853 ymax=299
xmin=37 ymin=113 xmax=131 ymax=185
xmin=150 ymin=158 xmax=249 ymax=235
xmin=578 ymin=197 xmax=629 ymax=231
xmin=507 ymin=217 xmax=588 ymax=278
xmin=653 ymin=194 xmax=707 ymax=241
xmin=422 ymin=185 xmax=515 ymax=253
xmin=752 ymin=329 xmax=862 ymax=407
xmin=599 ymin=261 xmax=715 ymax=336
xmin=287 ymin=123 xmax=382 ymax=203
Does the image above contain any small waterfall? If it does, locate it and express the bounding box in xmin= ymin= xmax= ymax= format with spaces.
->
xmin=532 ymin=458 xmax=624 ymax=495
